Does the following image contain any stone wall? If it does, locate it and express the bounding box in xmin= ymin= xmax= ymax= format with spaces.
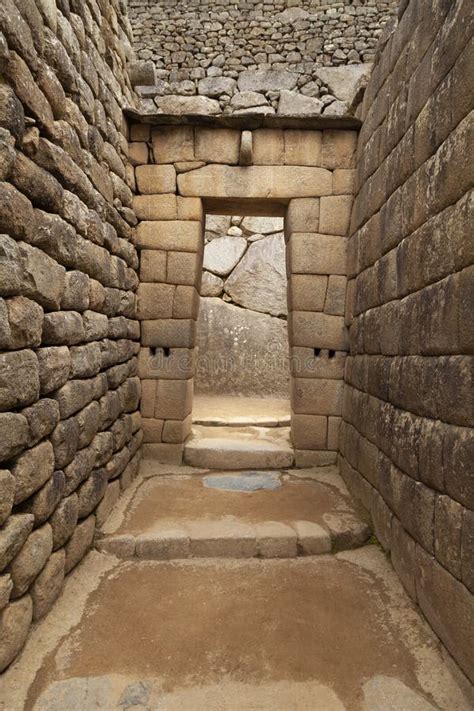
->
xmin=196 ymin=215 xmax=289 ymax=398
xmin=132 ymin=125 xmax=355 ymax=465
xmin=339 ymin=0 xmax=473 ymax=683
xmin=129 ymin=0 xmax=395 ymax=116
xmin=0 ymin=0 xmax=140 ymax=671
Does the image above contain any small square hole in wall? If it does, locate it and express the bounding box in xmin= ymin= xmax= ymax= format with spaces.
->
xmin=193 ymin=213 xmax=290 ymax=424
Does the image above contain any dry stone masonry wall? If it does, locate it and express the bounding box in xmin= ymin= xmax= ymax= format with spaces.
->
xmin=0 ymin=0 xmax=140 ymax=671
xmin=132 ymin=125 xmax=356 ymax=466
xmin=339 ymin=0 xmax=473 ymax=683
xmin=197 ymin=215 xmax=289 ymax=398
xmin=129 ymin=0 xmax=396 ymax=116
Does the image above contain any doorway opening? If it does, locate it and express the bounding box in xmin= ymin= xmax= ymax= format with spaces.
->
xmin=193 ymin=213 xmax=290 ymax=427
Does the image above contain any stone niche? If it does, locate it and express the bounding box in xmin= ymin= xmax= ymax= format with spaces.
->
xmin=132 ymin=124 xmax=356 ymax=466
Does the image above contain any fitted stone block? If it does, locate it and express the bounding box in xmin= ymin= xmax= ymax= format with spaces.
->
xmin=290 ymin=312 xmax=348 ymax=350
xmin=138 ymin=347 xmax=195 ymax=381
xmin=177 ymin=197 xmax=203 ymax=221
xmin=319 ymin=195 xmax=353 ymax=236
xmin=178 ymin=165 xmax=332 ymax=199
xmin=333 ymin=169 xmax=355 ymax=195
xmin=284 ymin=130 xmax=322 ymax=166
xmin=167 ymin=251 xmax=201 ymax=286
xmin=285 ymin=198 xmax=320 ymax=234
xmin=321 ymin=130 xmax=358 ymax=169
xmin=291 ymin=414 xmax=327 ymax=450
xmin=195 ymin=128 xmax=240 ymax=164
xmin=324 ymin=275 xmax=347 ymax=316
xmin=135 ymin=165 xmax=176 ymax=194
xmin=155 ymin=378 xmax=193 ymax=420
xmin=136 ymin=283 xmax=175 ymax=319
xmin=253 ymin=129 xmax=285 ymax=164
xmin=128 ymin=142 xmax=148 ymax=165
xmin=142 ymin=319 xmax=197 ymax=348
xmin=173 ymin=286 xmax=200 ymax=319
xmin=327 ymin=416 xmax=342 ymax=450
xmin=133 ymin=194 xmax=177 ymax=221
xmin=140 ymin=250 xmax=167 ymax=283
xmin=290 ymin=347 xmax=346 ymax=380
xmin=291 ymin=378 xmax=344 ymax=415
xmin=142 ymin=417 xmax=164 ymax=443
xmin=290 ymin=275 xmax=327 ymax=312
xmin=136 ymin=221 xmax=202 ymax=252
xmin=140 ymin=380 xmax=156 ymax=418
xmin=162 ymin=414 xmax=193 ymax=444
xmin=289 ymin=233 xmax=347 ymax=275
xmin=152 ymin=127 xmax=194 ymax=163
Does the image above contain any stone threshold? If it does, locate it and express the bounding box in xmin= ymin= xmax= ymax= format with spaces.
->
xmin=125 ymin=107 xmax=362 ymax=130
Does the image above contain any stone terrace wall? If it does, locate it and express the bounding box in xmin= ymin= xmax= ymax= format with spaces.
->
xmin=129 ymin=0 xmax=395 ymax=116
xmin=197 ymin=215 xmax=289 ymax=398
xmin=339 ymin=0 xmax=473 ymax=682
xmin=0 ymin=0 xmax=140 ymax=671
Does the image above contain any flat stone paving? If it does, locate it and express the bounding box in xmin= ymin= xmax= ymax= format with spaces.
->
xmin=192 ymin=394 xmax=291 ymax=427
xmin=1 ymin=547 xmax=471 ymax=711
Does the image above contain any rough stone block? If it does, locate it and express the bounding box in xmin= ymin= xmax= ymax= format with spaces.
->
xmin=291 ymin=378 xmax=343 ymax=415
xmin=321 ymin=130 xmax=358 ymax=169
xmin=42 ymin=311 xmax=84 ymax=346
xmin=76 ymin=469 xmax=108 ymax=519
xmin=64 ymin=514 xmax=95 ymax=574
xmin=95 ymin=481 xmax=121 ymax=528
xmin=284 ymin=130 xmax=322 ymax=166
xmin=162 ymin=414 xmax=193 ymax=444
xmin=135 ymin=164 xmax=176 ymax=194
xmin=0 ymin=349 xmax=39 ymax=410
xmin=53 ymin=379 xmax=95 ymax=419
xmin=0 ymin=595 xmax=32 ymax=673
xmin=152 ymin=126 xmax=194 ymax=163
xmin=133 ymin=194 xmax=177 ymax=221
xmin=289 ymin=274 xmax=327 ymax=312
xmin=294 ymin=450 xmax=337 ymax=467
xmin=285 ymin=198 xmax=320 ymax=233
xmin=290 ymin=347 xmax=346 ymax=380
xmin=36 ymin=346 xmax=71 ymax=395
xmin=4 ymin=296 xmax=43 ymax=349
xmin=324 ymin=275 xmax=347 ymax=316
xmin=195 ymin=128 xmax=240 ymax=164
xmin=434 ymin=494 xmax=463 ymax=580
xmin=140 ymin=249 xmax=167 ymax=283
xmin=291 ymin=414 xmax=327 ymax=450
xmin=0 ymin=470 xmax=15 ymax=525
xmin=319 ymin=195 xmax=353 ymax=236
xmin=178 ymin=165 xmax=333 ymax=199
xmin=30 ymin=548 xmax=65 ymax=621
xmin=128 ymin=142 xmax=148 ymax=166
xmin=0 ymin=515 xmax=34 ymax=573
xmin=12 ymin=440 xmax=55 ymax=505
xmin=63 ymin=446 xmax=96 ymax=496
xmin=327 ymin=416 xmax=342 ymax=450
xmin=167 ymin=251 xmax=201 ymax=286
xmin=136 ymin=221 xmax=202 ymax=252
xmin=61 ymin=271 xmax=90 ymax=312
xmin=154 ymin=378 xmax=193 ymax=420
xmin=290 ymin=312 xmax=348 ymax=350
xmin=141 ymin=319 xmax=196 ymax=348
xmin=135 ymin=529 xmax=190 ymax=560
xmin=50 ymin=494 xmax=78 ymax=550
xmin=142 ymin=417 xmax=164 ymax=443
xmin=8 ymin=524 xmax=52 ymax=598
xmin=136 ymin=283 xmax=174 ymax=319
xmin=289 ymin=233 xmax=347 ymax=275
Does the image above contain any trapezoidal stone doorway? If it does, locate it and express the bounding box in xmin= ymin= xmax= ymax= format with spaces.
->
xmin=132 ymin=125 xmax=355 ymax=466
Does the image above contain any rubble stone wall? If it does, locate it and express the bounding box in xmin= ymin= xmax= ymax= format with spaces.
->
xmin=0 ymin=0 xmax=141 ymax=671
xmin=129 ymin=0 xmax=396 ymax=116
xmin=196 ymin=214 xmax=290 ymax=398
xmin=132 ymin=125 xmax=356 ymax=466
xmin=339 ymin=0 xmax=474 ymax=682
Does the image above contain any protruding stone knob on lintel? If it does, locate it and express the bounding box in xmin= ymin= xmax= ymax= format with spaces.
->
xmin=239 ymin=130 xmax=253 ymax=166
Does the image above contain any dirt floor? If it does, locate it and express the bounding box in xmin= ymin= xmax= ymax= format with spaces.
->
xmin=1 ymin=547 xmax=471 ymax=711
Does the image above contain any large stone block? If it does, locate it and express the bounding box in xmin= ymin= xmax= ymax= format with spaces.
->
xmin=138 ymin=347 xmax=195 ymax=381
xmin=203 ymin=236 xmax=247 ymax=277
xmin=178 ymin=165 xmax=332 ymax=199
xmin=289 ymin=275 xmax=327 ymax=312
xmin=140 ymin=249 xmax=167 ymax=283
xmin=135 ymin=165 xmax=176 ymax=194
xmin=288 ymin=233 xmax=347 ymax=275
xmin=285 ymin=198 xmax=320 ymax=233
xmin=133 ymin=194 xmax=177 ymax=221
xmin=136 ymin=283 xmax=175 ymax=319
xmin=167 ymin=251 xmax=201 ymax=286
xmin=50 ymin=494 xmax=78 ymax=550
xmin=0 ymin=514 xmax=34 ymax=573
xmin=152 ymin=126 xmax=194 ymax=163
xmin=324 ymin=275 xmax=347 ymax=316
xmin=3 ymin=296 xmax=43 ymax=349
xmin=321 ymin=130 xmax=358 ymax=169
xmin=20 ymin=470 xmax=65 ymax=526
xmin=141 ymin=319 xmax=196 ymax=348
xmin=42 ymin=311 xmax=84 ymax=346
xmin=291 ymin=414 xmax=327 ymax=450
xmin=253 ymin=129 xmax=284 ymax=165
xmin=64 ymin=514 xmax=95 ymax=574
xmin=136 ymin=221 xmax=202 ymax=252
xmin=8 ymin=524 xmax=52 ymax=598
xmin=11 ymin=440 xmax=55 ymax=505
xmin=319 ymin=195 xmax=353 ymax=236
xmin=162 ymin=415 xmax=193 ymax=444
xmin=195 ymin=128 xmax=240 ymax=164
xmin=173 ymin=286 xmax=200 ymax=320
xmin=284 ymin=130 xmax=322 ymax=166
xmin=291 ymin=378 xmax=343 ymax=415
xmin=0 ymin=470 xmax=15 ymax=525
xmin=142 ymin=417 xmax=164 ymax=443
xmin=0 ymin=595 xmax=32 ymax=673
xmin=0 ymin=349 xmax=39 ymax=410
xmin=0 ymin=412 xmax=29 ymax=461
xmin=154 ymin=379 xmax=193 ymax=420
xmin=76 ymin=469 xmax=108 ymax=519
xmin=290 ymin=312 xmax=348 ymax=351
xmin=290 ymin=347 xmax=346 ymax=380
xmin=21 ymin=398 xmax=59 ymax=446
xmin=30 ymin=548 xmax=65 ymax=621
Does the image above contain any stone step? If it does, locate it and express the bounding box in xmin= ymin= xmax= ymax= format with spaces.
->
xmin=184 ymin=425 xmax=295 ymax=469
xmin=96 ymin=467 xmax=371 ymax=561
xmin=192 ymin=395 xmax=291 ymax=428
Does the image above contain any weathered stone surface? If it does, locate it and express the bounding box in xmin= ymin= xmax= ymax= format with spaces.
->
xmin=291 ymin=312 xmax=347 ymax=351
xmin=21 ymin=398 xmax=59 ymax=446
xmin=0 ymin=412 xmax=29 ymax=461
xmin=289 ymin=233 xmax=347 ymax=275
xmin=30 ymin=548 xmax=65 ymax=621
xmin=8 ymin=523 xmax=53 ymax=597
xmin=230 ymin=92 xmax=267 ymax=110
xmin=0 ymin=349 xmax=39 ymax=410
xmin=4 ymin=296 xmax=43 ymax=349
xmin=200 ymin=271 xmax=224 ymax=297
xmin=42 ymin=311 xmax=84 ymax=346
xmin=0 ymin=575 xmax=12 ymax=611
xmin=237 ymin=70 xmax=297 ymax=93
xmin=0 ymin=515 xmax=34 ymax=573
xmin=76 ymin=469 xmax=108 ymax=518
xmin=64 ymin=515 xmax=95 ymax=574
xmin=135 ymin=164 xmax=176 ymax=194
xmin=178 ymin=165 xmax=332 ymax=199
xmin=315 ymin=65 xmax=372 ymax=104
xmin=20 ymin=471 xmax=65 ymax=526
xmin=0 ymin=470 xmax=15 ymax=525
xmin=278 ymin=91 xmax=323 ymax=116
xmin=290 ymin=275 xmax=327 ymax=312
xmin=241 ymin=216 xmax=283 ymax=234
xmin=11 ymin=440 xmax=55 ymax=505
xmin=0 ymin=595 xmax=32 ymax=673
xmin=195 ymin=128 xmax=240 ymax=165
xmin=155 ymin=95 xmax=220 ymax=115
xmin=0 ymin=85 xmax=25 ymax=142
xmin=203 ymin=236 xmax=247 ymax=277
xmin=36 ymin=346 xmax=71 ymax=395
xmin=225 ymin=234 xmax=287 ymax=316
xmin=50 ymin=494 xmax=78 ymax=550
xmin=69 ymin=343 xmax=102 ymax=379
xmin=198 ymin=77 xmax=236 ymax=98
xmin=61 ymin=271 xmax=90 ymax=312
xmin=196 ymin=298 xmax=289 ymax=397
